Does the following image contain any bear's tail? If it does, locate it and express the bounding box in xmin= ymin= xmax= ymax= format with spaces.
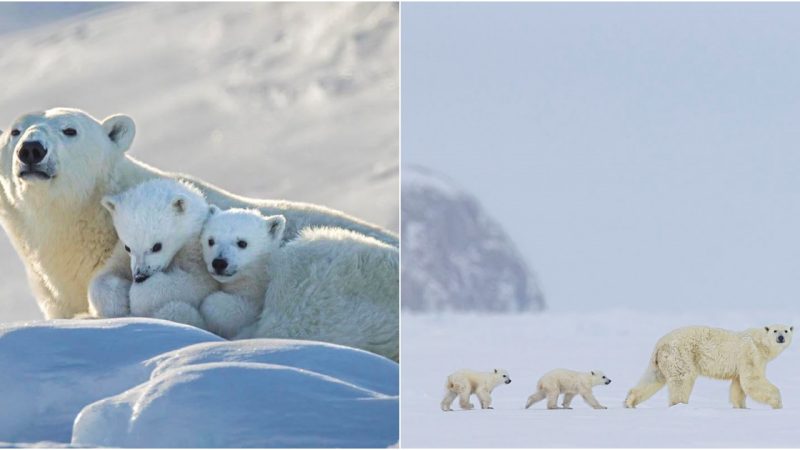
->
xmin=624 ymin=347 xmax=665 ymax=408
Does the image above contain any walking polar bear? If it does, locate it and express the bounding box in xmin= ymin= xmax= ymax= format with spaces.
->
xmin=440 ymin=369 xmax=511 ymax=411
xmin=625 ymin=325 xmax=793 ymax=409
xmin=0 ymin=108 xmax=397 ymax=319
xmin=525 ymin=369 xmax=611 ymax=410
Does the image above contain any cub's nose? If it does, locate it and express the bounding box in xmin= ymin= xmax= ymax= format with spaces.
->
xmin=18 ymin=141 xmax=48 ymax=166
xmin=134 ymin=274 xmax=149 ymax=284
xmin=606 ymin=379 xmax=612 ymax=385
xmin=505 ymin=379 xmax=511 ymax=384
xmin=212 ymin=258 xmax=228 ymax=273
xmin=778 ymin=335 xmax=785 ymax=343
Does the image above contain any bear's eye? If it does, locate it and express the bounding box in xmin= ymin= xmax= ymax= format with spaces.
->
xmin=62 ymin=128 xmax=77 ymax=137
xmin=124 ymin=245 xmax=130 ymax=253
xmin=208 ymin=238 xmax=215 ymax=247
xmin=774 ymin=330 xmax=778 ymax=333
xmin=152 ymin=243 xmax=162 ymax=253
xmin=237 ymin=240 xmax=248 ymax=249
xmin=10 ymin=129 xmax=20 ymax=137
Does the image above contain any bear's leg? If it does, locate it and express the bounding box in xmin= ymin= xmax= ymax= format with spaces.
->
xmin=624 ymin=361 xmax=666 ymax=408
xmin=525 ymin=390 xmax=546 ymax=409
xmin=441 ymin=389 xmax=458 ymax=412
xmin=152 ymin=301 xmax=207 ymax=330
xmin=666 ymin=375 xmax=696 ymax=406
xmin=200 ymin=291 xmax=261 ymax=339
xmin=455 ymin=384 xmax=474 ymax=410
xmin=580 ymin=390 xmax=607 ymax=409
xmin=476 ymin=389 xmax=493 ymax=409
xmin=730 ymin=377 xmax=747 ymax=409
xmin=88 ymin=273 xmax=131 ymax=318
xmin=562 ymin=393 xmax=575 ymax=409
xmin=546 ymin=390 xmax=561 ymax=409
xmin=740 ymin=374 xmax=782 ymax=409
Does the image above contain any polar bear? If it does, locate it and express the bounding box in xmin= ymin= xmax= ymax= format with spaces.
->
xmin=441 ymin=369 xmax=511 ymax=411
xmin=199 ymin=206 xmax=286 ymax=339
xmin=624 ymin=324 xmax=793 ymax=409
xmin=0 ymin=108 xmax=396 ymax=319
xmin=237 ymin=226 xmax=399 ymax=360
xmin=525 ymin=369 xmax=611 ymax=410
xmin=92 ymin=179 xmax=219 ymax=328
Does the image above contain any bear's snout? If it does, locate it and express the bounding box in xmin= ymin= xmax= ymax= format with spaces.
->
xmin=212 ymin=258 xmax=229 ymax=274
xmin=18 ymin=140 xmax=48 ymax=166
xmin=605 ymin=379 xmax=612 ymax=385
xmin=134 ymin=273 xmax=150 ymax=284
xmin=505 ymin=379 xmax=511 ymax=384
xmin=778 ymin=335 xmax=785 ymax=344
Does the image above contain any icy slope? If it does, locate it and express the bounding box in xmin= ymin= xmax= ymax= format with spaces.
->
xmin=402 ymin=310 xmax=800 ymax=447
xmin=402 ymin=165 xmax=544 ymax=312
xmin=0 ymin=2 xmax=398 ymax=322
xmin=0 ymin=319 xmax=398 ymax=447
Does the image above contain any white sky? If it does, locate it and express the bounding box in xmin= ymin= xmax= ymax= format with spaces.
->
xmin=402 ymin=3 xmax=800 ymax=312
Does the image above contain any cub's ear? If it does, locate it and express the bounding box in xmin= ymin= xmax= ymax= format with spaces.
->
xmin=101 ymin=114 xmax=136 ymax=152
xmin=172 ymin=195 xmax=187 ymax=214
xmin=765 ymin=326 xmax=770 ymax=332
xmin=591 ymin=371 xmax=595 ymax=376
xmin=208 ymin=205 xmax=221 ymax=216
xmin=791 ymin=326 xmax=794 ymax=332
xmin=101 ymin=195 xmax=118 ymax=214
xmin=494 ymin=369 xmax=498 ymax=374
xmin=266 ymin=214 xmax=286 ymax=241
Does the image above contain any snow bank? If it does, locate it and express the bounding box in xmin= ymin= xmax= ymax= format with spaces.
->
xmin=402 ymin=310 xmax=800 ymax=447
xmin=73 ymin=340 xmax=398 ymax=448
xmin=0 ymin=319 xmax=398 ymax=447
xmin=0 ymin=318 xmax=219 ymax=443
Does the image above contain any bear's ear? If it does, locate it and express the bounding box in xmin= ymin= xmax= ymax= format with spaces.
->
xmin=101 ymin=195 xmax=118 ymax=214
xmin=765 ymin=326 xmax=770 ymax=332
xmin=591 ymin=371 xmax=595 ymax=376
xmin=101 ymin=114 xmax=136 ymax=153
xmin=172 ymin=195 xmax=187 ymax=214
xmin=791 ymin=326 xmax=794 ymax=332
xmin=266 ymin=214 xmax=286 ymax=241
xmin=208 ymin=205 xmax=221 ymax=216
xmin=494 ymin=369 xmax=498 ymax=374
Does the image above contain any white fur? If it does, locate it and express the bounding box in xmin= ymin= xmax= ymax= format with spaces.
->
xmin=525 ymin=369 xmax=611 ymax=410
xmin=90 ymin=179 xmax=219 ymax=329
xmin=198 ymin=207 xmax=285 ymax=339
xmin=0 ymin=108 xmax=397 ymax=319
xmin=440 ymin=369 xmax=511 ymax=411
xmin=624 ymin=324 xmax=793 ymax=409
xmin=243 ymin=226 xmax=399 ymax=361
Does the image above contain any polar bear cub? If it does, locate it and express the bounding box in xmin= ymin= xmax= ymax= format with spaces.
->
xmin=441 ymin=369 xmax=511 ymax=411
xmin=625 ymin=324 xmax=793 ymax=409
xmin=92 ymin=179 xmax=218 ymax=328
xmin=525 ymin=369 xmax=611 ymax=410
xmin=199 ymin=206 xmax=286 ymax=339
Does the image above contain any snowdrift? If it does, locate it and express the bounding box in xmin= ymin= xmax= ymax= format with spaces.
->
xmin=0 ymin=318 xmax=398 ymax=447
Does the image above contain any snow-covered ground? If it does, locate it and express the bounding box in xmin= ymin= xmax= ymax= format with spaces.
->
xmin=0 ymin=2 xmax=398 ymax=322
xmin=401 ymin=310 xmax=800 ymax=447
xmin=0 ymin=318 xmax=398 ymax=447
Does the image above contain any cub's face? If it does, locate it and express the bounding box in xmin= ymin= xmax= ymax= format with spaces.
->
xmin=590 ymin=370 xmax=611 ymax=386
xmin=201 ymin=207 xmax=286 ymax=283
xmin=764 ymin=325 xmax=793 ymax=348
xmin=1 ymin=108 xmax=134 ymax=202
xmin=493 ymin=368 xmax=511 ymax=384
xmin=103 ymin=181 xmax=207 ymax=283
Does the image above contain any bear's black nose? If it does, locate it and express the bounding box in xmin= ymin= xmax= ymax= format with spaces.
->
xmin=18 ymin=141 xmax=47 ymax=166
xmin=134 ymin=274 xmax=149 ymax=284
xmin=778 ymin=335 xmax=785 ymax=343
xmin=212 ymin=258 xmax=228 ymax=272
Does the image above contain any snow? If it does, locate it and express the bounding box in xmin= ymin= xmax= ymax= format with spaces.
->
xmin=401 ymin=310 xmax=800 ymax=447
xmin=0 ymin=319 xmax=398 ymax=447
xmin=0 ymin=2 xmax=398 ymax=323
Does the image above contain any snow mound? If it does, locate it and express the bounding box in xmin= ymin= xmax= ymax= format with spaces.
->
xmin=0 ymin=318 xmax=220 ymax=443
xmin=73 ymin=340 xmax=398 ymax=448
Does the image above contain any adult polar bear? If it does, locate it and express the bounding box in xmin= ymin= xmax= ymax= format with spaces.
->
xmin=0 ymin=108 xmax=397 ymax=319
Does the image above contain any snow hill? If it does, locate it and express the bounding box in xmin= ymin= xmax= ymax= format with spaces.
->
xmin=0 ymin=318 xmax=398 ymax=447
xmin=401 ymin=165 xmax=545 ymax=312
xmin=0 ymin=2 xmax=399 ymax=322
xmin=401 ymin=310 xmax=800 ymax=447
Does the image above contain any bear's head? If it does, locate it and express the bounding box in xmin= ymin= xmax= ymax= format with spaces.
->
xmin=589 ymin=370 xmax=611 ymax=386
xmin=102 ymin=179 xmax=208 ymax=283
xmin=1 ymin=108 xmax=134 ymax=204
xmin=201 ymin=206 xmax=286 ymax=283
xmin=493 ymin=368 xmax=511 ymax=385
xmin=763 ymin=325 xmax=793 ymax=352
